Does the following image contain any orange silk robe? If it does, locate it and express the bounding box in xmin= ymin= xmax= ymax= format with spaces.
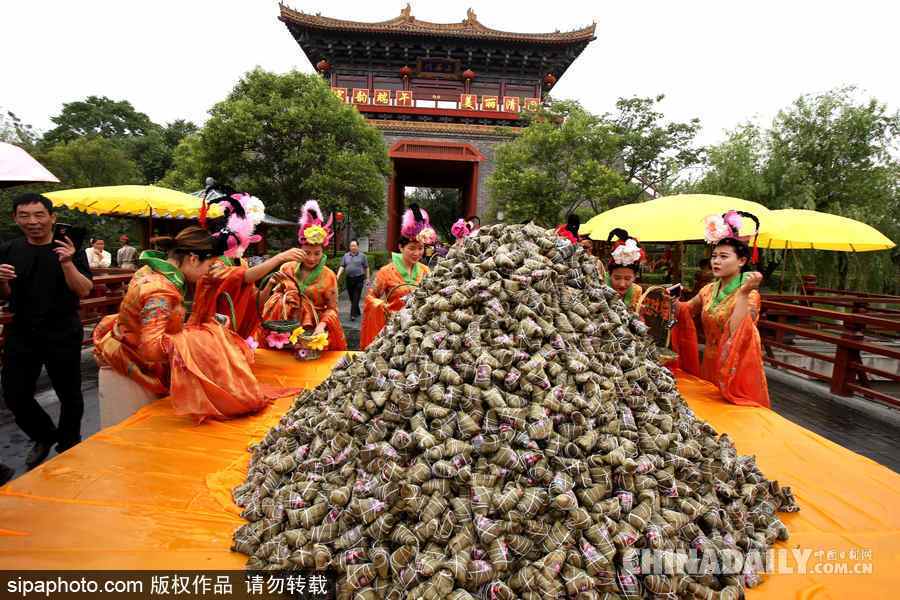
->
xmin=94 ymin=267 xmax=182 ymax=395
xmin=257 ymin=262 xmax=347 ymax=351
xmin=360 ymin=261 xmax=429 ymax=349
xmin=93 ymin=266 xmax=270 ymax=421
xmin=188 ymin=260 xmax=260 ymax=339
xmin=670 ymin=282 xmax=770 ymax=408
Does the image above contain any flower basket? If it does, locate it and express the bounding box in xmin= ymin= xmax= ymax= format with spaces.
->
xmin=258 ymin=275 xmax=328 ymax=361
xmin=635 ymin=284 xmax=679 ymax=365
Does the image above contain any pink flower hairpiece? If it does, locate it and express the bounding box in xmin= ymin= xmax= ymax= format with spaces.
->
xmin=416 ymin=227 xmax=437 ymax=245
xmin=207 ymin=192 xmax=264 ymax=259
xmin=451 ymin=218 xmax=471 ymax=240
xmin=611 ymin=239 xmax=643 ymax=266
xmin=298 ymin=200 xmax=334 ymax=247
xmin=704 ymin=214 xmax=733 ymax=244
xmin=401 ymin=205 xmax=435 ymax=244
xmin=704 ymin=209 xmax=744 ymax=244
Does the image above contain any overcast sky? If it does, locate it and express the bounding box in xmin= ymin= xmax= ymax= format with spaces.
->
xmin=3 ymin=0 xmax=898 ymax=146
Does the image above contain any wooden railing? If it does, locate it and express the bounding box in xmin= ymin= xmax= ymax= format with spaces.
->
xmin=759 ymin=290 xmax=900 ymax=408
xmin=0 ymin=272 xmax=132 ymax=353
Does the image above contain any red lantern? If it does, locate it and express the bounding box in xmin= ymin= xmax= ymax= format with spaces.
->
xmin=335 ymin=211 xmax=345 ymax=223
xmin=462 ymin=68 xmax=476 ymax=81
xmin=316 ymin=59 xmax=331 ymax=73
xmin=543 ymin=73 xmax=557 ymax=87
xmin=400 ymin=65 xmax=413 ymax=78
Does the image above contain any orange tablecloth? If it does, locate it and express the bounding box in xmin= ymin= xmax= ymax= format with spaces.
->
xmin=0 ymin=352 xmax=897 ymax=598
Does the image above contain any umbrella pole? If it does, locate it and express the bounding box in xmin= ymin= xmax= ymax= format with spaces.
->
xmin=849 ymin=244 xmax=859 ymax=291
xmin=673 ymin=242 xmax=684 ymax=286
xmin=791 ymin=246 xmax=805 ymax=293
xmin=779 ymin=248 xmax=788 ymax=293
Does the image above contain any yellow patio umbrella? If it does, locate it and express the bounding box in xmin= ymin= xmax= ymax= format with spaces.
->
xmin=580 ymin=194 xmax=772 ymax=242
xmin=758 ymin=209 xmax=896 ymax=252
xmin=45 ymin=185 xmax=223 ymax=219
xmin=578 ymin=202 xmax=647 ymax=240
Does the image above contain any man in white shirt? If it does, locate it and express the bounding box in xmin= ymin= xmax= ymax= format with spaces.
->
xmin=85 ymin=238 xmax=111 ymax=269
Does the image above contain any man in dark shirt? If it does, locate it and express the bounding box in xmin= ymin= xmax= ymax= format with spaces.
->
xmin=0 ymin=193 xmax=93 ymax=469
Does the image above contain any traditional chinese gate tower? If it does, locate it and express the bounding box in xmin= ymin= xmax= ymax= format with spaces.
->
xmin=279 ymin=3 xmax=595 ymax=250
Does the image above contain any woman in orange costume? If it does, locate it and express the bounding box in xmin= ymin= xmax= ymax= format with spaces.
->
xmin=670 ymin=210 xmax=770 ymax=408
xmin=605 ymin=229 xmax=644 ymax=313
xmin=189 ymin=191 xmax=284 ymax=339
xmin=257 ymin=200 xmax=346 ymax=352
xmin=360 ymin=205 xmax=435 ymax=349
xmin=94 ymin=207 xmax=302 ymax=421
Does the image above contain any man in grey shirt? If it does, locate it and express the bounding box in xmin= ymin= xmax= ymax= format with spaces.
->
xmin=336 ymin=240 xmax=370 ymax=321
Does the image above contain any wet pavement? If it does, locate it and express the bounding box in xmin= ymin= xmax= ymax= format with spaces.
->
xmin=768 ymin=379 xmax=900 ymax=472
xmin=1 ymin=291 xmax=897 ymax=484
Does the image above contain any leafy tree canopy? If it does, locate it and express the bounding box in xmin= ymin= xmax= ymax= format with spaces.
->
xmin=166 ymin=69 xmax=390 ymax=234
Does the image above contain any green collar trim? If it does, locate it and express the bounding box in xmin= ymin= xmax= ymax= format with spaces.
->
xmin=709 ymin=272 xmax=745 ymax=312
xmin=392 ymin=252 xmax=420 ymax=286
xmin=295 ymin=255 xmax=328 ymax=294
xmin=139 ymin=250 xmax=185 ymax=293
xmin=624 ymin=285 xmax=635 ymax=308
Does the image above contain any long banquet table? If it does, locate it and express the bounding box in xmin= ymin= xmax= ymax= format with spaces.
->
xmin=0 ymin=350 xmax=897 ymax=598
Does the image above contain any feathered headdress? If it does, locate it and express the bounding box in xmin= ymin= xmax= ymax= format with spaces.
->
xmin=703 ymin=209 xmax=761 ymax=264
xmin=207 ymin=192 xmax=265 ymax=259
xmin=298 ymin=200 xmax=334 ymax=247
xmin=401 ymin=204 xmax=437 ymax=245
xmin=607 ymin=228 xmax=646 ymax=271
xmin=451 ymin=216 xmax=480 ymax=241
xmin=198 ymin=177 xmax=217 ymax=229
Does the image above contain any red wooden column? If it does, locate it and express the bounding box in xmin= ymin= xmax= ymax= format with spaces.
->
xmin=386 ymin=173 xmax=400 ymax=252
xmin=466 ymin=161 xmax=480 ymax=218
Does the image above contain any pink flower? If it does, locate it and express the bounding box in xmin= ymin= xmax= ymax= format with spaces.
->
xmin=723 ymin=210 xmax=743 ymax=232
xmin=704 ymin=214 xmax=731 ymax=243
xmin=451 ymin=218 xmax=471 ymax=240
xmin=416 ymin=227 xmax=438 ymax=245
xmin=266 ymin=331 xmax=291 ymax=349
xmin=244 ymin=336 xmax=259 ymax=351
xmin=611 ymin=239 xmax=642 ymax=266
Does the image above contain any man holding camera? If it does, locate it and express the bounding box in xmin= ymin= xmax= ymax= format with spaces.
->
xmin=0 ymin=193 xmax=93 ymax=470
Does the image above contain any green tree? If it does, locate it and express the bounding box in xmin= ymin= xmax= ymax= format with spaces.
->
xmin=690 ymin=87 xmax=900 ymax=291
xmin=122 ymin=128 xmax=171 ymax=183
xmin=765 ymin=88 xmax=900 ymax=289
xmin=691 ymin=123 xmax=769 ymax=203
xmin=42 ymin=136 xmax=142 ymax=188
xmin=42 ymin=96 xmax=155 ymax=145
xmin=765 ymin=87 xmax=899 ymax=215
xmin=488 ymin=100 xmax=629 ymax=225
xmin=162 ymin=119 xmax=198 ymax=149
xmin=41 ymin=96 xmax=197 ymax=183
xmin=610 ymin=95 xmax=703 ymax=202
xmin=186 ymin=68 xmax=390 ymax=234
xmin=0 ymin=109 xmax=39 ymax=149
xmin=488 ymin=96 xmax=703 ymax=225
xmin=157 ymin=134 xmax=205 ymax=191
